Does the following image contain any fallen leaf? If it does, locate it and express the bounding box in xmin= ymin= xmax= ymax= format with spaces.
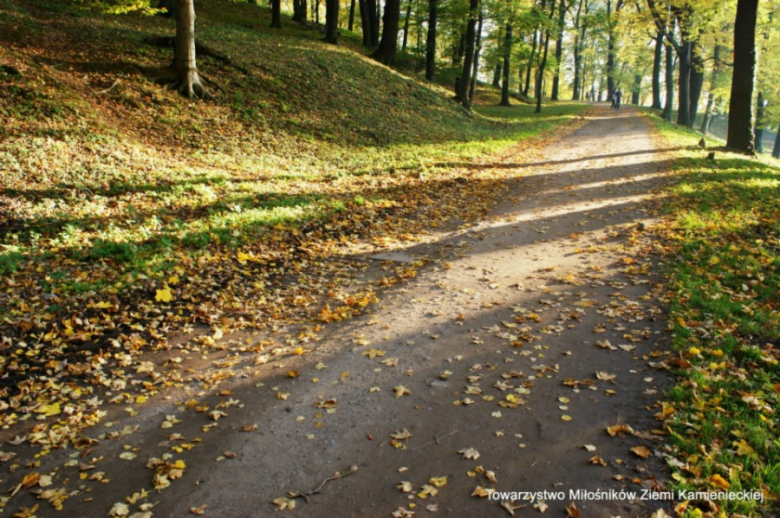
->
xmin=630 ymin=446 xmax=652 ymax=459
xmin=394 ymin=385 xmax=412 ymax=398
xmin=458 ymin=447 xmax=480 ymax=460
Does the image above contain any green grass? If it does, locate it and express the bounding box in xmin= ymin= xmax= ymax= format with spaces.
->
xmin=646 ymin=111 xmax=780 ymax=516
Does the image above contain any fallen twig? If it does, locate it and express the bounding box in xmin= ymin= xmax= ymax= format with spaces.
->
xmin=290 ymin=465 xmax=359 ymax=503
xmin=97 ymin=79 xmax=121 ymax=94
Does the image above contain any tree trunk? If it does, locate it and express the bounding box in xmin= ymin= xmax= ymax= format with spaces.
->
xmin=492 ymin=62 xmax=502 ymax=87
xmin=663 ymin=38 xmax=674 ymax=122
xmin=755 ymin=91 xmax=766 ymax=153
xmin=349 ymin=0 xmax=356 ymax=31
xmin=367 ymin=0 xmax=379 ymax=46
xmin=402 ymin=0 xmax=412 ymax=50
xmin=689 ymin=38 xmax=704 ymax=126
xmin=468 ymin=13 xmax=483 ymax=108
xmin=457 ymin=0 xmax=480 ymax=108
xmin=651 ymin=31 xmax=662 ymax=109
xmin=677 ymin=40 xmax=691 ymax=126
xmin=551 ymin=0 xmax=567 ymax=101
xmin=606 ymin=0 xmax=614 ymax=99
xmin=271 ymin=0 xmax=282 ymax=28
xmin=371 ymin=0 xmax=401 ymax=65
xmin=700 ymin=45 xmax=721 ymax=134
xmin=324 ymin=0 xmax=339 ymax=42
xmin=500 ymin=22 xmax=512 ymax=106
xmin=425 ymin=0 xmax=437 ymax=79
xmin=359 ymin=0 xmax=373 ymax=46
xmin=524 ymin=30 xmax=538 ymax=96
xmin=172 ymin=0 xmax=207 ymax=99
xmin=631 ymin=74 xmax=641 ymax=105
xmin=726 ymin=0 xmax=758 ymax=154
xmin=773 ymin=130 xmax=780 ymax=159
xmin=535 ymin=0 xmax=555 ymax=113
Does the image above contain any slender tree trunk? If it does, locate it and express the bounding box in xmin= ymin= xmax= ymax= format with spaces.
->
xmin=755 ymin=91 xmax=766 ymax=153
xmin=606 ymin=0 xmax=614 ymax=98
xmin=726 ymin=0 xmax=758 ymax=153
xmin=773 ymin=130 xmax=780 ymax=159
xmin=371 ymin=0 xmax=401 ymax=65
xmin=377 ymin=0 xmax=382 ymax=38
xmin=551 ymin=0 xmax=567 ymax=101
xmin=425 ymin=0 xmax=437 ymax=79
xmin=500 ymin=22 xmax=512 ymax=106
xmin=271 ymin=0 xmax=282 ymax=28
xmin=535 ymin=0 xmax=555 ymax=113
xmin=349 ymin=0 xmax=356 ymax=31
xmin=468 ymin=13 xmax=483 ymax=107
xmin=700 ymin=45 xmax=722 ymax=134
xmin=524 ymin=30 xmax=538 ymax=96
xmin=402 ymin=0 xmax=412 ymax=50
xmin=315 ymin=0 xmax=320 ymax=24
xmin=651 ymin=31 xmax=663 ymax=109
xmin=457 ymin=0 xmax=480 ymax=108
xmin=663 ymin=37 xmax=674 ymax=122
xmin=172 ymin=0 xmax=207 ymax=99
xmin=493 ymin=62 xmax=502 ymax=87
xmin=359 ymin=0 xmax=372 ymax=45
xmin=324 ymin=0 xmax=339 ymax=42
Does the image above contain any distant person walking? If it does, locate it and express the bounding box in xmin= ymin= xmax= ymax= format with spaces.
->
xmin=610 ymin=91 xmax=617 ymax=109
xmin=615 ymin=89 xmax=623 ymax=110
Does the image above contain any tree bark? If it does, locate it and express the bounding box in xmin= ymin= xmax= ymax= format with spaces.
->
xmin=651 ymin=31 xmax=662 ymax=109
xmin=606 ymin=0 xmax=614 ymax=99
xmin=457 ymin=0 xmax=480 ymax=108
xmin=773 ymin=130 xmax=780 ymax=159
xmin=271 ymin=0 xmax=282 ymax=28
xmin=726 ymin=0 xmax=758 ymax=154
xmin=371 ymin=0 xmax=401 ymax=65
xmin=535 ymin=0 xmax=556 ymax=113
xmin=571 ymin=0 xmax=586 ymax=100
xmin=468 ymin=13 xmax=484 ymax=108
xmin=500 ymin=22 xmax=512 ymax=106
xmin=550 ymin=0 xmax=567 ymax=101
xmin=663 ymin=34 xmax=674 ymax=122
xmin=425 ymin=0 xmax=437 ymax=79
xmin=523 ymin=30 xmax=538 ymax=96
xmin=402 ymin=0 xmax=412 ymax=50
xmin=755 ymin=91 xmax=766 ymax=153
xmin=324 ymin=0 xmax=339 ymax=42
xmin=631 ymin=73 xmax=641 ymax=105
xmin=367 ymin=0 xmax=379 ymax=46
xmin=677 ymin=39 xmax=691 ymax=126
xmin=359 ymin=0 xmax=373 ymax=46
xmin=689 ymin=37 xmax=704 ymax=126
xmin=492 ymin=62 xmax=502 ymax=87
xmin=171 ymin=0 xmax=208 ymax=99
xmin=349 ymin=0 xmax=356 ymax=31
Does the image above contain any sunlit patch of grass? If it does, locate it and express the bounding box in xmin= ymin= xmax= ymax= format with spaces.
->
xmin=647 ymin=113 xmax=780 ymax=516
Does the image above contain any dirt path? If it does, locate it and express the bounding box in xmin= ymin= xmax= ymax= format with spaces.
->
xmin=7 ymin=105 xmax=677 ymax=518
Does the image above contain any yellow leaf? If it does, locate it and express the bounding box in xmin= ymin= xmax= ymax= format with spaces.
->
xmin=95 ymin=301 xmax=113 ymax=309
xmin=429 ymin=477 xmax=447 ymax=488
xmin=561 ymin=415 xmax=572 ymax=421
xmin=135 ymin=395 xmax=147 ymax=404
xmin=734 ymin=439 xmax=755 ymax=456
xmin=155 ymin=288 xmax=173 ymax=303
xmin=237 ymin=252 xmax=252 ymax=264
xmin=35 ymin=403 xmax=61 ymax=417
xmin=710 ymin=474 xmax=730 ymax=490
xmin=168 ymin=275 xmax=180 ymax=285
xmin=709 ymin=256 xmax=720 ymax=265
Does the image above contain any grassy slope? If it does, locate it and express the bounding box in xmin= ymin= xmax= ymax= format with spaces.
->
xmin=645 ymin=111 xmax=780 ymax=516
xmin=0 ymin=0 xmax=585 ymax=434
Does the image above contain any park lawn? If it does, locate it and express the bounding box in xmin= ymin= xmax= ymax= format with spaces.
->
xmin=647 ymin=113 xmax=780 ymax=516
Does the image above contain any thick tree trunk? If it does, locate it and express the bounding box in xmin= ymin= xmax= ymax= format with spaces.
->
xmin=663 ymin=39 xmax=674 ymax=122
xmin=349 ymin=0 xmax=356 ymax=31
xmin=677 ymin=40 xmax=691 ymax=126
xmin=402 ymin=0 xmax=412 ymax=50
xmin=550 ymin=0 xmax=566 ymax=101
xmin=500 ymin=22 xmax=512 ymax=106
xmin=371 ymin=0 xmax=401 ymax=65
xmin=457 ymin=30 xmax=467 ymax=65
xmin=271 ymin=0 xmax=282 ymax=28
xmin=689 ymin=38 xmax=704 ymax=126
xmin=726 ymin=0 xmax=758 ymax=154
xmin=359 ymin=0 xmax=373 ymax=46
xmin=755 ymin=91 xmax=766 ymax=153
xmin=651 ymin=31 xmax=662 ymax=109
xmin=315 ymin=0 xmax=320 ymax=24
xmin=492 ymin=62 xmax=502 ymax=87
xmin=631 ymin=74 xmax=641 ymax=105
xmin=367 ymin=0 xmax=379 ymax=46
xmin=457 ymin=0 xmax=480 ymax=108
xmin=468 ymin=13 xmax=483 ymax=107
xmin=425 ymin=0 xmax=437 ymax=79
xmin=324 ymin=0 xmax=339 ymax=42
xmin=172 ymin=0 xmax=207 ymax=99
xmin=524 ymin=30 xmax=538 ymax=96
